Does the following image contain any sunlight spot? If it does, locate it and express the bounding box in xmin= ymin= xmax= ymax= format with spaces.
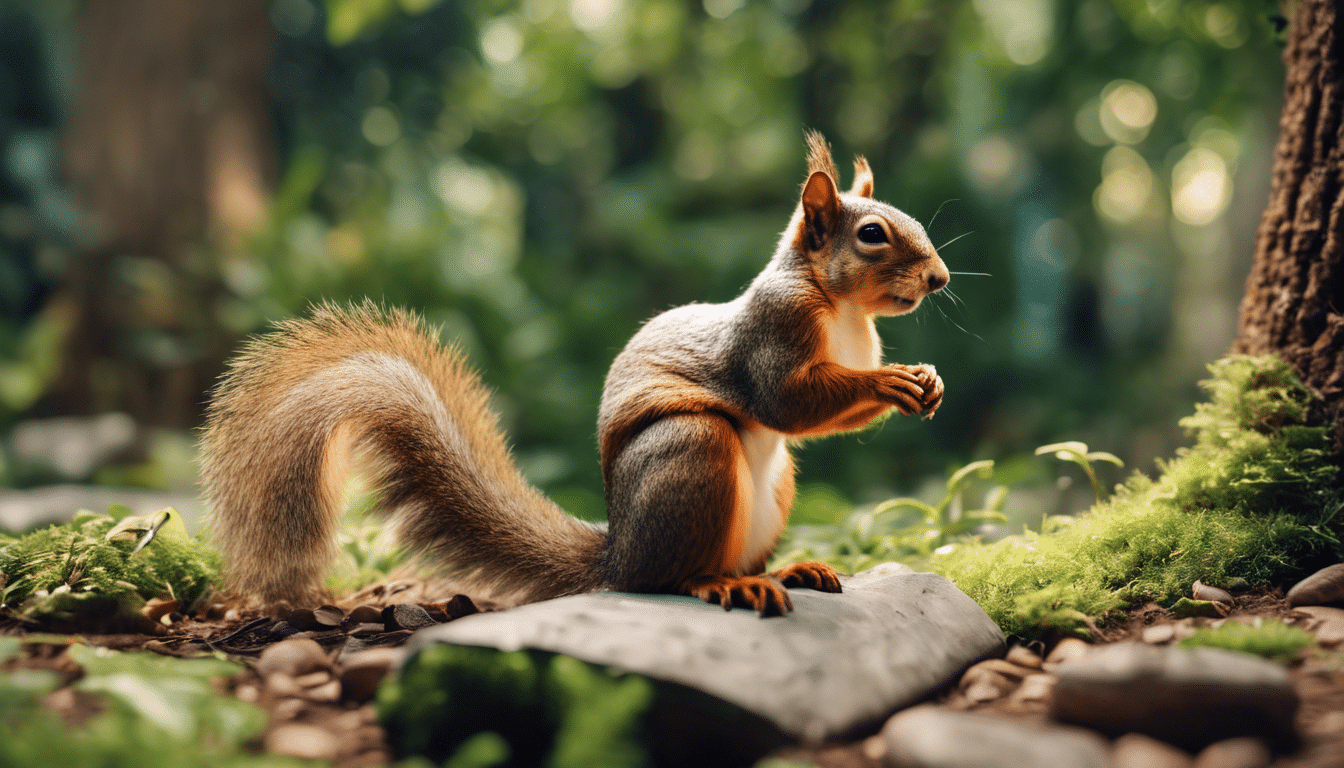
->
xmin=1171 ymin=147 xmax=1231 ymax=226
xmin=361 ymin=107 xmax=400 ymax=147
xmin=481 ymin=18 xmax=523 ymax=64
xmin=1095 ymin=146 xmax=1154 ymax=224
xmin=1100 ymin=80 xmax=1157 ymax=145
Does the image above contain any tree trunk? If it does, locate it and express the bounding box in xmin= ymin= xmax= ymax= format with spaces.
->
xmin=38 ymin=0 xmax=272 ymax=429
xmin=1234 ymin=0 xmax=1344 ymax=459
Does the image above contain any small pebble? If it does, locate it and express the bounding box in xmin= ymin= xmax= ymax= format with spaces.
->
xmin=1143 ymin=624 xmax=1177 ymax=644
xmin=965 ymin=678 xmax=1008 ymax=703
xmin=1005 ymin=644 xmax=1043 ymax=669
xmin=271 ymin=697 xmax=307 ymax=721
xmin=256 ymin=638 xmax=331 ymax=678
xmin=1192 ymin=581 xmax=1233 ymax=605
xmin=340 ymin=647 xmax=404 ymax=703
xmin=443 ymin=594 xmax=481 ymax=620
xmin=349 ymin=622 xmax=386 ymax=638
xmin=287 ymin=609 xmax=324 ymax=632
xmin=265 ymin=723 xmax=340 ymax=761
xmin=1010 ymin=673 xmax=1055 ymax=704
xmin=384 ymin=603 xmax=437 ymax=631
xmin=962 ymin=658 xmax=1034 ymax=682
xmin=304 ymin=680 xmax=342 ymax=703
xmin=1113 ymin=732 xmax=1193 ymax=768
xmin=313 ymin=605 xmax=345 ymax=627
xmin=293 ymin=670 xmax=332 ymax=688
xmin=346 ymin=605 xmax=384 ymax=626
xmin=265 ymin=673 xmax=304 ymax=698
xmin=1287 ymin=563 xmax=1344 ymax=607
xmin=1043 ymin=637 xmax=1090 ymax=670
xmin=1192 ymin=737 xmax=1271 ymax=768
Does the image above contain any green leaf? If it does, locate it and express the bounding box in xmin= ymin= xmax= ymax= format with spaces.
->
xmin=946 ymin=460 xmax=994 ymax=494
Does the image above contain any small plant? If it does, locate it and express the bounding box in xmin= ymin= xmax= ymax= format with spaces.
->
xmin=1034 ymin=441 xmax=1124 ymax=504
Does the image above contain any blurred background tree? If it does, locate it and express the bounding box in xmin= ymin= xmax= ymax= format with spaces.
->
xmin=0 ymin=0 xmax=1292 ymax=522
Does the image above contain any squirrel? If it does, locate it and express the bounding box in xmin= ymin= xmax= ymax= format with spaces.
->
xmin=200 ymin=132 xmax=948 ymax=617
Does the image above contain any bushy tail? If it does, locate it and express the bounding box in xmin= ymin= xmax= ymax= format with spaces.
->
xmin=200 ymin=301 xmax=607 ymax=608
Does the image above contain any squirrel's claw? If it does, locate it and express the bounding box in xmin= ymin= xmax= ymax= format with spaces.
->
xmin=685 ymin=574 xmax=794 ymax=617
xmin=770 ymin=560 xmax=843 ymax=594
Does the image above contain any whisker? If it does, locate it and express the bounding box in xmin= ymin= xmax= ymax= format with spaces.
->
xmin=927 ymin=198 xmax=958 ymax=233
xmin=930 ymin=295 xmax=984 ymax=341
xmin=948 ymin=271 xmax=992 ymax=276
xmin=936 ymin=231 xmax=974 ymax=251
xmin=942 ymin=286 xmax=965 ymax=308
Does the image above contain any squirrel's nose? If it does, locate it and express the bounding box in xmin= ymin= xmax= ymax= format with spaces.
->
xmin=924 ymin=263 xmax=949 ymax=293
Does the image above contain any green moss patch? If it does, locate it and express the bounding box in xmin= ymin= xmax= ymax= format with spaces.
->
xmin=0 ymin=508 xmax=219 ymax=628
xmin=925 ymin=355 xmax=1342 ymax=638
xmin=1178 ymin=620 xmax=1317 ymax=661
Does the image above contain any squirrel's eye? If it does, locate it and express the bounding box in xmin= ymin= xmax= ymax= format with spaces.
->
xmin=857 ymin=223 xmax=887 ymax=245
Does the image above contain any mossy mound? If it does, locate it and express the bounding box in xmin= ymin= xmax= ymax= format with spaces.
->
xmin=0 ymin=509 xmax=219 ymax=627
xmin=924 ymin=355 xmax=1342 ymax=638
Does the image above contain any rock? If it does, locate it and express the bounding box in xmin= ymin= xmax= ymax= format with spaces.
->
xmin=441 ymin=594 xmax=480 ymax=620
xmin=1050 ymin=643 xmax=1298 ymax=751
xmin=303 ymin=679 xmax=342 ymax=703
xmin=1009 ymin=673 xmax=1055 ymax=705
xmin=1112 ymin=733 xmax=1192 ymax=768
xmin=880 ymin=705 xmax=1112 ymax=768
xmin=293 ymin=670 xmax=332 ymax=688
xmin=1286 ymin=563 xmax=1344 ymax=607
xmin=1005 ymin=644 xmax=1043 ymax=669
xmin=394 ymin=566 xmax=1005 ymax=763
xmin=345 ymin=605 xmax=383 ymax=626
xmin=256 ymin=638 xmax=331 ymax=678
xmin=963 ymin=658 xmax=1034 ymax=681
xmin=1142 ymin=624 xmax=1176 ymax=644
xmin=287 ymin=609 xmax=323 ymax=632
xmin=1192 ymin=738 xmax=1271 ymax=768
xmin=1192 ymin=581 xmax=1233 ymax=605
xmin=313 ymin=605 xmax=345 ymax=627
xmin=1044 ymin=638 xmax=1091 ymax=671
xmin=1294 ymin=605 xmax=1344 ymax=647
xmin=1170 ymin=598 xmax=1229 ymax=619
xmin=340 ymin=647 xmax=403 ymax=703
xmin=383 ymin=603 xmax=436 ymax=631
xmin=265 ymin=723 xmax=340 ymax=761
xmin=265 ymin=673 xmax=304 ymax=698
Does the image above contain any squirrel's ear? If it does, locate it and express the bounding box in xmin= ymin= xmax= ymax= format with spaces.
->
xmin=850 ymin=157 xmax=874 ymax=198
xmin=800 ymin=171 xmax=840 ymax=253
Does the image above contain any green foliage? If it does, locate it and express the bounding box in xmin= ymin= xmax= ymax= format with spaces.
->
xmin=0 ymin=644 xmax=301 ymax=768
xmin=380 ymin=644 xmax=655 ymax=768
xmin=0 ymin=509 xmax=219 ymax=622
xmin=1034 ymin=441 xmax=1124 ymax=504
xmin=921 ymin=355 xmax=1342 ymax=638
xmin=1178 ymin=620 xmax=1317 ymax=661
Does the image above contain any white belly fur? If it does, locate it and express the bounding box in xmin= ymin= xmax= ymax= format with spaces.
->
xmin=733 ymin=423 xmax=790 ymax=575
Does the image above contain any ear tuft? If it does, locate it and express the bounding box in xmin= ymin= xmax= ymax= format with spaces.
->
xmin=804 ymin=130 xmax=840 ymax=184
xmin=850 ymin=156 xmax=874 ymax=198
xmin=799 ymin=171 xmax=839 ymax=253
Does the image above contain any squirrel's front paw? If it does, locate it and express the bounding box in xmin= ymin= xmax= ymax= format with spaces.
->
xmin=684 ymin=574 xmax=793 ymax=617
xmin=769 ymin=561 xmax=843 ymax=593
xmin=872 ymin=366 xmax=925 ymax=416
xmin=892 ymin=364 xmax=943 ymax=419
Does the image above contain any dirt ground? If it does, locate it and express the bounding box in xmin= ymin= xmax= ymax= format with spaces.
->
xmin=5 ymin=584 xmax=1344 ymax=767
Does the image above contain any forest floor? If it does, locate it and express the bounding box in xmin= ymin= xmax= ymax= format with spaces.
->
xmin=5 ymin=583 xmax=1344 ymax=768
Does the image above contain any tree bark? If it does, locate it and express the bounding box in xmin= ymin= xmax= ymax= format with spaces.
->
xmin=1234 ymin=0 xmax=1344 ymax=459
xmin=38 ymin=0 xmax=272 ymax=429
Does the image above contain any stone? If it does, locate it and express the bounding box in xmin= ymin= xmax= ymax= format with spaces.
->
xmin=962 ymin=658 xmax=1034 ymax=681
xmin=1142 ymin=624 xmax=1176 ymax=645
xmin=1043 ymin=638 xmax=1091 ymax=670
xmin=340 ymin=647 xmax=403 ymax=703
xmin=265 ymin=723 xmax=340 ymax=761
xmin=1286 ymin=563 xmax=1344 ymax=607
xmin=1005 ymin=644 xmax=1043 ymax=669
xmin=1294 ymin=605 xmax=1344 ymax=647
xmin=303 ymin=680 xmax=342 ymax=703
xmin=1192 ymin=738 xmax=1271 ymax=768
xmin=383 ymin=604 xmax=436 ymax=631
xmin=1112 ymin=733 xmax=1192 ymax=768
xmin=287 ymin=609 xmax=323 ymax=632
xmin=1009 ymin=673 xmax=1055 ymax=705
xmin=345 ymin=605 xmax=383 ymax=626
xmin=313 ymin=605 xmax=345 ymax=627
xmin=256 ymin=638 xmax=331 ymax=678
xmin=1192 ymin=581 xmax=1233 ymax=605
xmin=441 ymin=594 xmax=480 ymax=620
xmin=398 ymin=566 xmax=1004 ymax=753
xmin=880 ymin=705 xmax=1112 ymax=768
xmin=1050 ymin=643 xmax=1298 ymax=751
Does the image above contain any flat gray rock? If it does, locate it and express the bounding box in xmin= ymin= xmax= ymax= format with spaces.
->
xmin=880 ymin=705 xmax=1114 ymax=768
xmin=1050 ymin=642 xmax=1298 ymax=751
xmin=406 ymin=563 xmax=1004 ymax=742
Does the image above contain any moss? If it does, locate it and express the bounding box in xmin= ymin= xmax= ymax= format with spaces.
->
xmin=916 ymin=355 xmax=1341 ymax=639
xmin=1179 ymin=621 xmax=1317 ymax=661
xmin=0 ymin=509 xmax=220 ymax=620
